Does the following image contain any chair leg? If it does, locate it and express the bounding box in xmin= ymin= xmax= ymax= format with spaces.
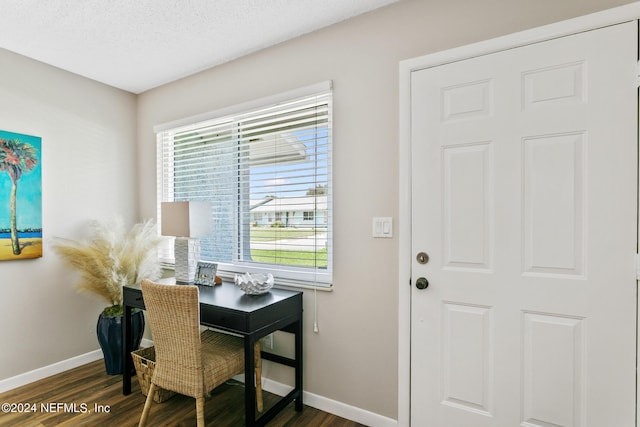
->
xmin=138 ymin=383 xmax=156 ymax=426
xmin=196 ymin=396 xmax=206 ymax=427
xmin=254 ymin=341 xmax=263 ymax=412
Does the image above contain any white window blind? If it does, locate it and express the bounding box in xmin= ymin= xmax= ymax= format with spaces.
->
xmin=157 ymin=83 xmax=332 ymax=287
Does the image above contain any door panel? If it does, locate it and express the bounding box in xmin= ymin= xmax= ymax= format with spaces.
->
xmin=411 ymin=22 xmax=637 ymax=427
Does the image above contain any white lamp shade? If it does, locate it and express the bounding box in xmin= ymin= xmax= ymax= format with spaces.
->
xmin=161 ymin=201 xmax=212 ymax=238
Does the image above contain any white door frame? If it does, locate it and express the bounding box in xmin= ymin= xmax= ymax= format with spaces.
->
xmin=398 ymin=3 xmax=640 ymax=426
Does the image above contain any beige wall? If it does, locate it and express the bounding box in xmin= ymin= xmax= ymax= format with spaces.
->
xmin=137 ymin=0 xmax=638 ymax=419
xmin=0 ymin=49 xmax=138 ymax=379
xmin=1 ymin=0 xmax=638 ymax=423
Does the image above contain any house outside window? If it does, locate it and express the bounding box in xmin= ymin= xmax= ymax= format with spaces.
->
xmin=156 ymin=82 xmax=333 ymax=287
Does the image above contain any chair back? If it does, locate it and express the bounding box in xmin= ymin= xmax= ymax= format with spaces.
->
xmin=141 ymin=279 xmax=204 ymax=397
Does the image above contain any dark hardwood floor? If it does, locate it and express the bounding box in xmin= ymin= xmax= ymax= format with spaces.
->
xmin=0 ymin=360 xmax=366 ymax=426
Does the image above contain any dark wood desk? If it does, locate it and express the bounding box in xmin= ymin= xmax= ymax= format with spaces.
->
xmin=122 ymin=279 xmax=303 ymax=426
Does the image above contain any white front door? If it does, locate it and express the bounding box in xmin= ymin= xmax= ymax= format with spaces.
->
xmin=410 ymin=22 xmax=637 ymax=427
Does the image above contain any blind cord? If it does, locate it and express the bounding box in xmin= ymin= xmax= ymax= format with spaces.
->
xmin=313 ymin=286 xmax=319 ymax=333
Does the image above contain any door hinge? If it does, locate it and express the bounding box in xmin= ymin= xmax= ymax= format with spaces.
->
xmin=636 ymin=253 xmax=640 ymax=280
xmin=637 ymin=60 xmax=640 ymax=88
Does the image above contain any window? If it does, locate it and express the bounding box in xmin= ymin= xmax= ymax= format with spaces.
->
xmin=156 ymin=82 xmax=332 ymax=287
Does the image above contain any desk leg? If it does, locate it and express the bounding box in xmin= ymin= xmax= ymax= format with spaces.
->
xmin=244 ymin=337 xmax=256 ymax=426
xmin=122 ymin=304 xmax=132 ymax=395
xmin=295 ymin=317 xmax=303 ymax=411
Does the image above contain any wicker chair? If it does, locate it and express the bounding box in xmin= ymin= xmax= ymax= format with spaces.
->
xmin=138 ymin=279 xmax=263 ymax=427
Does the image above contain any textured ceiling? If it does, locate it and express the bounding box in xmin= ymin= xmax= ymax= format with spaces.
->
xmin=0 ymin=0 xmax=399 ymax=93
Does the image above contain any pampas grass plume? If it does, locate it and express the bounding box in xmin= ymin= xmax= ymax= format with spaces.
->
xmin=52 ymin=218 xmax=162 ymax=308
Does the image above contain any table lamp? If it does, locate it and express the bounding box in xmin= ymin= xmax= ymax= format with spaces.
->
xmin=161 ymin=201 xmax=212 ymax=284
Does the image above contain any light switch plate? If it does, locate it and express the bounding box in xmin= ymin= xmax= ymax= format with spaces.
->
xmin=372 ymin=217 xmax=393 ymax=238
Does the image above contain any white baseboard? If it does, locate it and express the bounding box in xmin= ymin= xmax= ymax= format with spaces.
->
xmin=0 ymin=349 xmax=103 ymax=394
xmin=0 ymin=338 xmax=154 ymax=394
xmin=1 ymin=340 xmax=398 ymax=427
xmin=261 ymin=377 xmax=398 ymax=427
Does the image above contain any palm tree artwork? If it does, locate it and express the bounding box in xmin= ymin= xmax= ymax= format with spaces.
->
xmin=0 ymin=130 xmax=42 ymax=260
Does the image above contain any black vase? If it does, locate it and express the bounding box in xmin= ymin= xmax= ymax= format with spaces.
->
xmin=96 ymin=310 xmax=144 ymax=375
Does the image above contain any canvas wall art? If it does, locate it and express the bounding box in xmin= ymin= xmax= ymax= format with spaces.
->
xmin=0 ymin=130 xmax=42 ymax=260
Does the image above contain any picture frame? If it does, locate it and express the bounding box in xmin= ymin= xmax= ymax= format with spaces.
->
xmin=194 ymin=261 xmax=218 ymax=286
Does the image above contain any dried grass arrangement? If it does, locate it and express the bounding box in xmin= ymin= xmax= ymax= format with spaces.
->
xmin=53 ymin=218 xmax=163 ymax=316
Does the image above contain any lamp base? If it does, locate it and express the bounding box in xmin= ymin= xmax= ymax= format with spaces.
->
xmin=174 ymin=237 xmax=200 ymax=284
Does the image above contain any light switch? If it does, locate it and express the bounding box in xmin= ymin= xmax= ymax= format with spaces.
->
xmin=372 ymin=217 xmax=393 ymax=238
